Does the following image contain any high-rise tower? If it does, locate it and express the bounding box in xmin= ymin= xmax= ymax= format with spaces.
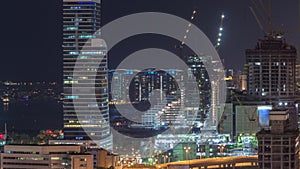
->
xmin=246 ymin=34 xmax=297 ymax=106
xmin=63 ymin=0 xmax=112 ymax=150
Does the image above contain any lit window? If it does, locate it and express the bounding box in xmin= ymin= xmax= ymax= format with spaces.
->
xmin=69 ymin=51 xmax=79 ymax=55
xmin=65 ymin=96 xmax=79 ymax=99
xmin=65 ymin=27 xmax=77 ymax=31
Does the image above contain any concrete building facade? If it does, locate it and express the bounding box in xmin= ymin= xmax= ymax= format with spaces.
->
xmin=0 ymin=145 xmax=93 ymax=169
xmin=257 ymin=109 xmax=299 ymax=169
xmin=246 ymin=35 xmax=297 ymax=106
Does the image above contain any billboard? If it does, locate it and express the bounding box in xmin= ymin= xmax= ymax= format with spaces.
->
xmin=258 ymin=106 xmax=272 ymax=127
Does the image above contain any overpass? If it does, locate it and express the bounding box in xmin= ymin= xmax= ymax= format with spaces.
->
xmin=156 ymin=156 xmax=258 ymax=169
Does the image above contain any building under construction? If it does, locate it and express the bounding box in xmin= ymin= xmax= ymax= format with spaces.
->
xmin=246 ymin=33 xmax=297 ymax=106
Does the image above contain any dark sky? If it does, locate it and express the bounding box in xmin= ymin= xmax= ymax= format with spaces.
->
xmin=0 ymin=0 xmax=298 ymax=82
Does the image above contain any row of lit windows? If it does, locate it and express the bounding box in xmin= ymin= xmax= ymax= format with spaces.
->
xmin=6 ymin=151 xmax=38 ymax=154
xmin=64 ymin=124 xmax=103 ymax=128
xmin=68 ymin=51 xmax=106 ymax=55
xmin=69 ymin=6 xmax=96 ymax=10
xmin=64 ymin=80 xmax=78 ymax=84
xmin=3 ymin=162 xmax=48 ymax=166
xmin=65 ymin=35 xmax=95 ymax=39
xmin=3 ymin=157 xmax=47 ymax=161
xmin=66 ymin=76 xmax=88 ymax=80
xmin=63 ymin=2 xmax=96 ymax=5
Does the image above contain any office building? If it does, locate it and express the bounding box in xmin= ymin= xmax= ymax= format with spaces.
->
xmin=257 ymin=109 xmax=299 ymax=169
xmin=109 ymin=69 xmax=192 ymax=128
xmin=134 ymin=69 xmax=182 ymax=103
xmin=0 ymin=145 xmax=93 ymax=169
xmin=109 ymin=69 xmax=139 ymax=104
xmin=109 ymin=69 xmax=183 ymax=103
xmin=63 ymin=0 xmax=112 ymax=150
xmin=186 ymin=55 xmax=210 ymax=123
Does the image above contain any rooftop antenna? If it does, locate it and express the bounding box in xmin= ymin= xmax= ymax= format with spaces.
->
xmin=267 ymin=0 xmax=272 ymax=34
xmin=4 ymin=123 xmax=7 ymax=141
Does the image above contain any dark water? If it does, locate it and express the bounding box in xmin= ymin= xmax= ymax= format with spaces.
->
xmin=0 ymin=99 xmax=62 ymax=133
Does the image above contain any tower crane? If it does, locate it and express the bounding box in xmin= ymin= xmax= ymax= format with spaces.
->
xmin=181 ymin=9 xmax=197 ymax=46
xmin=248 ymin=107 xmax=258 ymax=134
xmin=212 ymin=13 xmax=228 ymax=133
xmin=175 ymin=8 xmax=198 ymax=59
xmin=215 ymin=13 xmax=225 ymax=51
xmin=249 ymin=0 xmax=290 ymax=37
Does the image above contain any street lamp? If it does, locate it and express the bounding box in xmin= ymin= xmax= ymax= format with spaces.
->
xmin=184 ymin=146 xmax=191 ymax=160
xmin=200 ymin=147 xmax=203 ymax=159
xmin=168 ymin=152 xmax=172 ymax=163
xmin=162 ymin=155 xmax=168 ymax=163
xmin=218 ymin=144 xmax=225 ymax=156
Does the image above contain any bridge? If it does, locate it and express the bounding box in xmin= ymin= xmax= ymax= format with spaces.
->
xmin=156 ymin=156 xmax=258 ymax=169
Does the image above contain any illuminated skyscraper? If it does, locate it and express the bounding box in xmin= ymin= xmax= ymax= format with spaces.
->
xmin=109 ymin=69 xmax=182 ymax=103
xmin=63 ymin=0 xmax=112 ymax=150
xmin=186 ymin=55 xmax=211 ymax=123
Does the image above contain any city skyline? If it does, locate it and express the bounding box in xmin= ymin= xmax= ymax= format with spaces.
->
xmin=0 ymin=1 xmax=298 ymax=168
xmin=0 ymin=0 xmax=298 ymax=81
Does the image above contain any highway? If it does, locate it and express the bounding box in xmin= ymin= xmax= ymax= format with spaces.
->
xmin=156 ymin=156 xmax=258 ymax=169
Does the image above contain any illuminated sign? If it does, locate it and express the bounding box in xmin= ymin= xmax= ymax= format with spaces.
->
xmin=258 ymin=106 xmax=272 ymax=127
xmin=75 ymin=136 xmax=83 ymax=140
xmin=296 ymin=103 xmax=298 ymax=114
xmin=78 ymin=2 xmax=95 ymax=5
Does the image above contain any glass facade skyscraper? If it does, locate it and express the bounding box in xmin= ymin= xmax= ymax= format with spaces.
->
xmin=63 ymin=0 xmax=112 ymax=150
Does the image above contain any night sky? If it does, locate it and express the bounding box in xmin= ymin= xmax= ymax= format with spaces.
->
xmin=0 ymin=0 xmax=298 ymax=82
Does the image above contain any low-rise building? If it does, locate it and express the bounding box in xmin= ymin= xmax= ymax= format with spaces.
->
xmin=88 ymin=148 xmax=121 ymax=169
xmin=0 ymin=144 xmax=93 ymax=169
